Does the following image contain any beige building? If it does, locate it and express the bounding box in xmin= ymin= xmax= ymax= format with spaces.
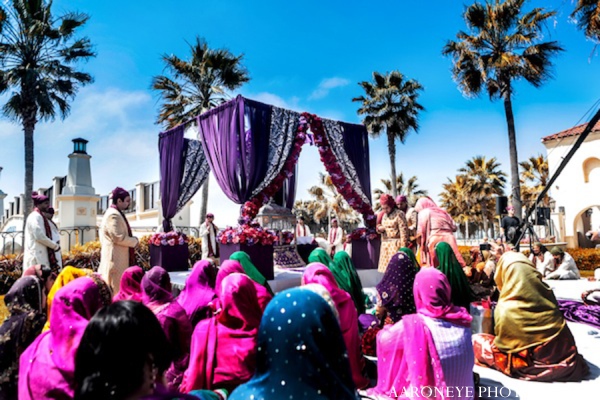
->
xmin=543 ymin=120 xmax=600 ymax=248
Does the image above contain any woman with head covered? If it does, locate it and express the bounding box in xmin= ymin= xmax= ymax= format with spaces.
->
xmin=229 ymin=287 xmax=359 ymax=400
xmin=367 ymin=267 xmax=474 ymax=399
xmin=376 ymin=194 xmax=409 ymax=272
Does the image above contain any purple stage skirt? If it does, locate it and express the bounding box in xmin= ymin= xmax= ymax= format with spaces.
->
xmin=558 ymin=299 xmax=600 ymax=329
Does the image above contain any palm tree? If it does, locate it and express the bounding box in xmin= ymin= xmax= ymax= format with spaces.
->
xmin=442 ymin=0 xmax=563 ymax=220
xmin=372 ymin=173 xmax=428 ymax=211
xmin=459 ymin=156 xmax=507 ymax=237
xmin=353 ymin=71 xmax=424 ymax=197
xmin=571 ymin=0 xmax=600 ymax=44
xmin=306 ymin=173 xmax=361 ymax=226
xmin=440 ymin=174 xmax=478 ymax=238
xmin=519 ymin=154 xmax=549 ymax=209
xmin=152 ymin=37 xmax=250 ymax=223
xmin=0 ymin=0 xmax=95 ymax=222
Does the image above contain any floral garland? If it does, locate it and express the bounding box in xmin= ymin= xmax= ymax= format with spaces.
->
xmin=240 ymin=116 xmax=309 ymax=223
xmin=238 ymin=112 xmax=377 ymax=242
xmin=149 ymin=231 xmax=189 ymax=247
xmin=304 ymin=112 xmax=379 ymax=240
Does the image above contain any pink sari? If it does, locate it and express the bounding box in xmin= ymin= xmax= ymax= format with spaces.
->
xmin=176 ymin=260 xmax=217 ymax=326
xmin=215 ymin=260 xmax=272 ymax=312
xmin=368 ymin=268 xmax=473 ymax=399
xmin=415 ymin=197 xmax=466 ymax=267
xmin=180 ymin=273 xmax=262 ymax=393
xmin=113 ymin=265 xmax=144 ymax=302
xmin=18 ymin=277 xmax=104 ymax=400
xmin=142 ymin=266 xmax=193 ymax=390
xmin=302 ymin=263 xmax=370 ymax=389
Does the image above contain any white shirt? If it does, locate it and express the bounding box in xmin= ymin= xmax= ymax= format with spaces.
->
xmin=546 ymin=252 xmax=580 ymax=280
xmin=295 ymin=223 xmax=311 ymax=238
xmin=529 ymin=251 xmax=554 ymax=277
xmin=23 ymin=211 xmax=59 ymax=270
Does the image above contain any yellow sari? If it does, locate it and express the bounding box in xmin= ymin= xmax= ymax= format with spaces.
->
xmin=42 ymin=266 xmax=93 ymax=332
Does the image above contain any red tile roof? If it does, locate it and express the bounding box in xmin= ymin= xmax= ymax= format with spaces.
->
xmin=542 ymin=119 xmax=600 ymax=143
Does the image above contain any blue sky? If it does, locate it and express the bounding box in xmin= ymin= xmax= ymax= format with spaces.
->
xmin=1 ymin=0 xmax=599 ymax=227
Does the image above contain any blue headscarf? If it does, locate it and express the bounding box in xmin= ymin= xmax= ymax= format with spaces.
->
xmin=229 ymin=288 xmax=359 ymax=400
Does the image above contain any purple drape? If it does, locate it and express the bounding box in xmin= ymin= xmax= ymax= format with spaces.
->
xmin=159 ymin=125 xmax=186 ymax=232
xmin=197 ymin=96 xmax=273 ymax=204
xmin=340 ymin=122 xmax=372 ymax=203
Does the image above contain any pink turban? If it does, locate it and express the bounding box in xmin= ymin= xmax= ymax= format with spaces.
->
xmin=379 ymin=194 xmax=395 ymax=209
xmin=395 ymin=195 xmax=407 ymax=205
xmin=32 ymin=191 xmax=49 ymax=206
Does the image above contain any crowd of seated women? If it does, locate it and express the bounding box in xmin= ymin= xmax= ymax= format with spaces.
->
xmin=0 ymin=238 xmax=592 ymax=400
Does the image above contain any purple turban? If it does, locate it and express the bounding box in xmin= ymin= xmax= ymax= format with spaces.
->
xmin=110 ymin=187 xmax=129 ymax=203
xmin=32 ymin=191 xmax=49 ymax=206
xmin=206 ymin=213 xmax=214 ymax=218
xmin=395 ymin=195 xmax=407 ymax=205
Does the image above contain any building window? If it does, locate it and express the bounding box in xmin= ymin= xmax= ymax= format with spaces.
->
xmin=144 ymin=181 xmax=160 ymax=210
xmin=583 ymin=157 xmax=600 ymax=183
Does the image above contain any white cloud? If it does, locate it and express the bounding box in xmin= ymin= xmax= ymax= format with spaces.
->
xmin=309 ymin=77 xmax=350 ymax=100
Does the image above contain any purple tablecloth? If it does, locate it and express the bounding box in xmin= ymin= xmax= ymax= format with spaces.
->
xmin=220 ymin=243 xmax=274 ymax=280
xmin=149 ymin=244 xmax=190 ymax=272
xmin=558 ymin=299 xmax=600 ymax=329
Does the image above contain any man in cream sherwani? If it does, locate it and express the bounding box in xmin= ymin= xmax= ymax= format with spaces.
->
xmin=328 ymin=218 xmax=344 ymax=257
xmin=98 ymin=187 xmax=139 ymax=294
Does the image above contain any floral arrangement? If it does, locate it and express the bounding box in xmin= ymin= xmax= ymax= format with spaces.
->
xmin=348 ymin=227 xmax=380 ymax=241
xmin=218 ymin=223 xmax=278 ymax=246
xmin=280 ymin=231 xmax=295 ymax=245
xmin=149 ymin=231 xmax=189 ymax=247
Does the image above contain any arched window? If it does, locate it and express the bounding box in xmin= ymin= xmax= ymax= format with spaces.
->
xmin=582 ymin=157 xmax=600 ymax=183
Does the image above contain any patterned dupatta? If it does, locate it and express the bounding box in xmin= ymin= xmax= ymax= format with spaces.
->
xmin=110 ymin=204 xmax=136 ymax=266
xmin=33 ymin=208 xmax=59 ymax=273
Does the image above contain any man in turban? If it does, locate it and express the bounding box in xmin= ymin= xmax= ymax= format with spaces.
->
xmin=98 ymin=187 xmax=139 ymax=293
xmin=328 ymin=218 xmax=344 ymax=257
xmin=376 ymin=194 xmax=408 ymax=272
xmin=23 ymin=192 xmax=61 ymax=272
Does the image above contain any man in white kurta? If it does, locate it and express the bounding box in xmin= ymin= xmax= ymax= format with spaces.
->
xmin=328 ymin=218 xmax=344 ymax=257
xmin=98 ymin=187 xmax=139 ymax=294
xmin=295 ymin=216 xmax=312 ymax=239
xmin=23 ymin=193 xmax=61 ymax=272
xmin=547 ymin=247 xmax=581 ymax=280
xmin=199 ymin=213 xmax=219 ymax=262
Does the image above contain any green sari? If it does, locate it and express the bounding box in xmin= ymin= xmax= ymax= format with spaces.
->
xmin=229 ymin=251 xmax=274 ymax=295
xmin=434 ymin=242 xmax=473 ymax=311
xmin=333 ymin=252 xmax=367 ymax=315
xmin=399 ymin=247 xmax=420 ymax=272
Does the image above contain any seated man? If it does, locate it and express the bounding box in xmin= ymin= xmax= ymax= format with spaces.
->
xmin=546 ymin=247 xmax=581 ymax=280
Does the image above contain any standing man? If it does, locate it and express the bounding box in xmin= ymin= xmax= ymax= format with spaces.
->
xmin=295 ymin=216 xmax=312 ymax=238
xmin=199 ymin=212 xmax=219 ymax=263
xmin=99 ymin=187 xmax=139 ymax=294
xmin=23 ymin=192 xmax=61 ymax=273
xmin=396 ymin=195 xmax=417 ymax=249
xmin=328 ymin=218 xmax=344 ymax=257
xmin=43 ymin=207 xmax=63 ymax=271
xmin=500 ymin=205 xmax=521 ymax=247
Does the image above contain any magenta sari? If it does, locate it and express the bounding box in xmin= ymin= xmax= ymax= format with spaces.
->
xmin=367 ymin=268 xmax=473 ymax=399
xmin=302 ymin=263 xmax=369 ymax=390
xmin=113 ymin=265 xmax=145 ymax=302
xmin=18 ymin=277 xmax=105 ymax=400
xmin=180 ymin=273 xmax=262 ymax=393
xmin=215 ymin=260 xmax=272 ymax=312
xmin=142 ymin=266 xmax=193 ymax=390
xmin=415 ymin=197 xmax=466 ymax=267
xmin=176 ymin=260 xmax=217 ymax=326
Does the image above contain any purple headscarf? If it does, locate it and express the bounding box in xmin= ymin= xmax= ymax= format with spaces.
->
xmin=142 ymin=266 xmax=174 ymax=310
xmin=110 ymin=186 xmax=130 ymax=202
xmin=177 ymin=260 xmax=217 ymax=326
xmin=113 ymin=266 xmax=145 ymax=302
xmin=376 ymin=252 xmax=417 ymax=323
xmin=31 ymin=191 xmax=49 ymax=206
xmin=18 ymin=277 xmax=104 ymax=399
